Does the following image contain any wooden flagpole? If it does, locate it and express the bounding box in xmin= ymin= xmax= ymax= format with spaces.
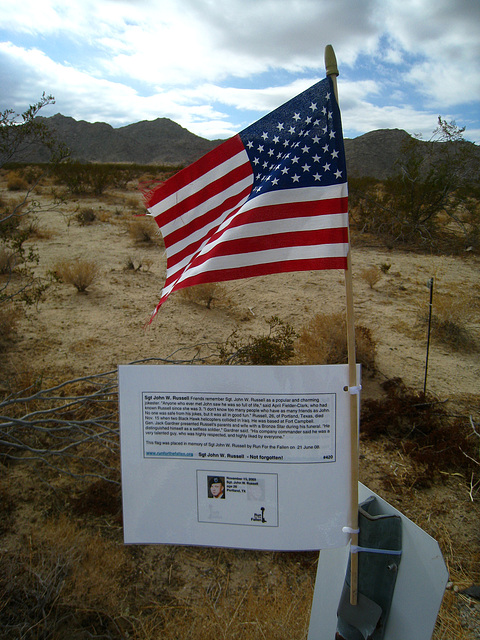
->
xmin=325 ymin=44 xmax=359 ymax=606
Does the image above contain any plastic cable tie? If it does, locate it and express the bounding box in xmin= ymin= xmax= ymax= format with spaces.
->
xmin=342 ymin=527 xmax=360 ymax=534
xmin=348 ymin=385 xmax=362 ymax=395
xmin=351 ymin=545 xmax=402 ymax=556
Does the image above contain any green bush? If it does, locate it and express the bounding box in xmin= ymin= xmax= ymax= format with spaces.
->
xmin=220 ymin=317 xmax=297 ymax=365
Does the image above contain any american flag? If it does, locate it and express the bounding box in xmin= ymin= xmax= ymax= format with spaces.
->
xmin=145 ymin=75 xmax=349 ymax=321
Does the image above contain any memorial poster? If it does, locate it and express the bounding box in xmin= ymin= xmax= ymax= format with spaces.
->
xmin=119 ymin=364 xmax=358 ymax=550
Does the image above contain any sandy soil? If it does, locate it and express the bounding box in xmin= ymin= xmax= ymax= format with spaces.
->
xmin=2 ymin=179 xmax=480 ymax=638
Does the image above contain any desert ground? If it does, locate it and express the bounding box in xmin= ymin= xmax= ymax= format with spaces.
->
xmin=1 ymin=171 xmax=479 ymax=639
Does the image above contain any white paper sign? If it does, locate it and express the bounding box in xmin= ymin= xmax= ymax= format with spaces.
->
xmin=119 ymin=364 xmax=357 ymax=551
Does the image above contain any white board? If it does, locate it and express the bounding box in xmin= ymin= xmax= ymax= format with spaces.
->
xmin=119 ymin=364 xmax=358 ymax=550
xmin=308 ymin=483 xmax=449 ymax=639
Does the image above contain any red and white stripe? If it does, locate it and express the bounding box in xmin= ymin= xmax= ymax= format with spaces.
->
xmin=145 ymin=135 xmax=348 ymax=321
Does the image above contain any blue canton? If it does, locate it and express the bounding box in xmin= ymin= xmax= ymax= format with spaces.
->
xmin=239 ymin=76 xmax=347 ymax=199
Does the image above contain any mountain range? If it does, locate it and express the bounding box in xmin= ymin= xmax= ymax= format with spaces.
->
xmin=28 ymin=114 xmax=476 ymax=180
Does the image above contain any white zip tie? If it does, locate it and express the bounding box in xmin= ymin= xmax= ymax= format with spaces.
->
xmin=342 ymin=527 xmax=360 ymax=534
xmin=348 ymin=385 xmax=362 ymax=395
xmin=351 ymin=545 xmax=402 ymax=555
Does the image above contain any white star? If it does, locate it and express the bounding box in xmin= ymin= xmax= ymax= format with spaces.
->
xmin=247 ymin=141 xmax=254 ymax=149
xmin=331 ymin=149 xmax=339 ymax=159
xmin=302 ymin=163 xmax=311 ymax=172
xmin=312 ymin=135 xmax=321 ymax=144
xmin=293 ymin=112 xmax=301 ymax=121
xmin=277 ymin=122 xmax=284 ymax=131
xmin=313 ymin=154 xmax=321 ymax=162
xmin=253 ymin=157 xmax=260 ymax=165
xmin=263 ymin=161 xmax=268 ymax=168
xmin=325 ymin=92 xmax=330 ymax=100
xmin=273 ymin=135 xmax=280 ymax=144
xmin=323 ymin=163 xmax=331 ymax=171
xmin=335 ymin=169 xmax=343 ymax=179
xmin=328 ymin=111 xmax=333 ymax=119
xmin=323 ymin=144 xmax=329 ymax=153
xmin=329 ymin=130 xmax=336 ymax=139
xmin=314 ymin=119 xmax=320 ymax=126
xmin=277 ymin=152 xmax=283 ymax=159
xmin=289 ymin=126 xmax=296 ymax=134
xmin=261 ymin=132 xmax=268 ymax=140
xmin=322 ymin=106 xmax=327 ymax=115
xmin=271 ymin=177 xmax=279 ymax=186
xmin=309 ymin=102 xmax=317 ymax=112
xmin=283 ymin=139 xmax=290 ymax=147
xmin=291 ymin=155 xmax=299 ymax=164
xmin=313 ymin=173 xmax=322 ymax=181
xmin=268 ymin=149 xmax=274 ymax=156
xmin=258 ymin=144 xmax=264 ymax=152
xmin=305 ymin=116 xmax=312 ymax=125
xmin=292 ymin=174 xmax=300 ymax=182
xmin=281 ymin=166 xmax=289 ymax=174
xmin=323 ymin=125 xmax=328 ymax=134
xmin=301 ymin=144 xmax=310 ymax=153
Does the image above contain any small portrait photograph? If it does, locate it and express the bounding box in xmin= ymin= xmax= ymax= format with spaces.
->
xmin=207 ymin=475 xmax=225 ymax=499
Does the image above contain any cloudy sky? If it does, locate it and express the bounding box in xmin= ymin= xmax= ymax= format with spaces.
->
xmin=1 ymin=0 xmax=479 ymax=143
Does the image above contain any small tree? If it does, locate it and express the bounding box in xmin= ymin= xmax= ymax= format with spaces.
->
xmin=0 ymin=94 xmax=69 ymax=310
xmin=350 ymin=117 xmax=480 ymax=250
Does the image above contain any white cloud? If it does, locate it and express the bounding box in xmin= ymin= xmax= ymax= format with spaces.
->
xmin=0 ymin=0 xmax=478 ymax=141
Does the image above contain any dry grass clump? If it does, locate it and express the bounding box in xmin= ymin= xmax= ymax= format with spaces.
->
xmin=149 ymin=571 xmax=313 ymax=640
xmin=6 ymin=171 xmax=28 ymax=191
xmin=75 ymin=206 xmax=96 ymax=225
xmin=360 ymin=266 xmax=382 ymax=289
xmin=426 ymin=294 xmax=478 ymax=352
xmin=53 ymin=257 xmax=99 ymax=292
xmin=0 ymin=303 xmax=21 ymax=351
xmin=295 ymin=312 xmax=376 ymax=372
xmin=0 ymin=245 xmax=15 ymax=273
xmin=128 ymin=216 xmax=161 ymax=244
xmin=0 ymin=516 xmax=133 ymax=639
xmin=179 ymin=282 xmax=229 ymax=309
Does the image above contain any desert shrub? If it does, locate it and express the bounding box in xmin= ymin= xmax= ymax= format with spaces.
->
xmin=0 ymin=245 xmax=15 ymax=273
xmin=128 ymin=216 xmax=160 ymax=244
xmin=6 ymin=170 xmax=28 ymax=191
xmin=53 ymin=257 xmax=99 ymax=292
xmin=179 ymin=283 xmax=228 ymax=309
xmin=425 ymin=294 xmax=478 ymax=352
xmin=0 ymin=210 xmax=51 ymax=306
xmin=295 ymin=312 xmax=376 ymax=372
xmin=349 ymin=120 xmax=480 ymax=252
xmin=53 ymin=161 xmax=116 ymax=195
xmin=361 ymin=266 xmax=382 ymax=289
xmin=75 ymin=206 xmax=96 ymax=225
xmin=220 ymin=316 xmax=297 ymax=365
xmin=361 ymin=377 xmax=479 ymax=488
xmin=0 ymin=303 xmax=20 ymax=351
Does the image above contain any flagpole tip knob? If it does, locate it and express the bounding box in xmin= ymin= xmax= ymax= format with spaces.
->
xmin=325 ymin=45 xmax=339 ymax=77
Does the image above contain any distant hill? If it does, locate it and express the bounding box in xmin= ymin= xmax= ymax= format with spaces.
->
xmin=17 ymin=114 xmax=479 ymax=181
xmin=343 ymin=129 xmax=413 ymax=179
xmin=36 ymin=114 xmax=223 ymax=165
